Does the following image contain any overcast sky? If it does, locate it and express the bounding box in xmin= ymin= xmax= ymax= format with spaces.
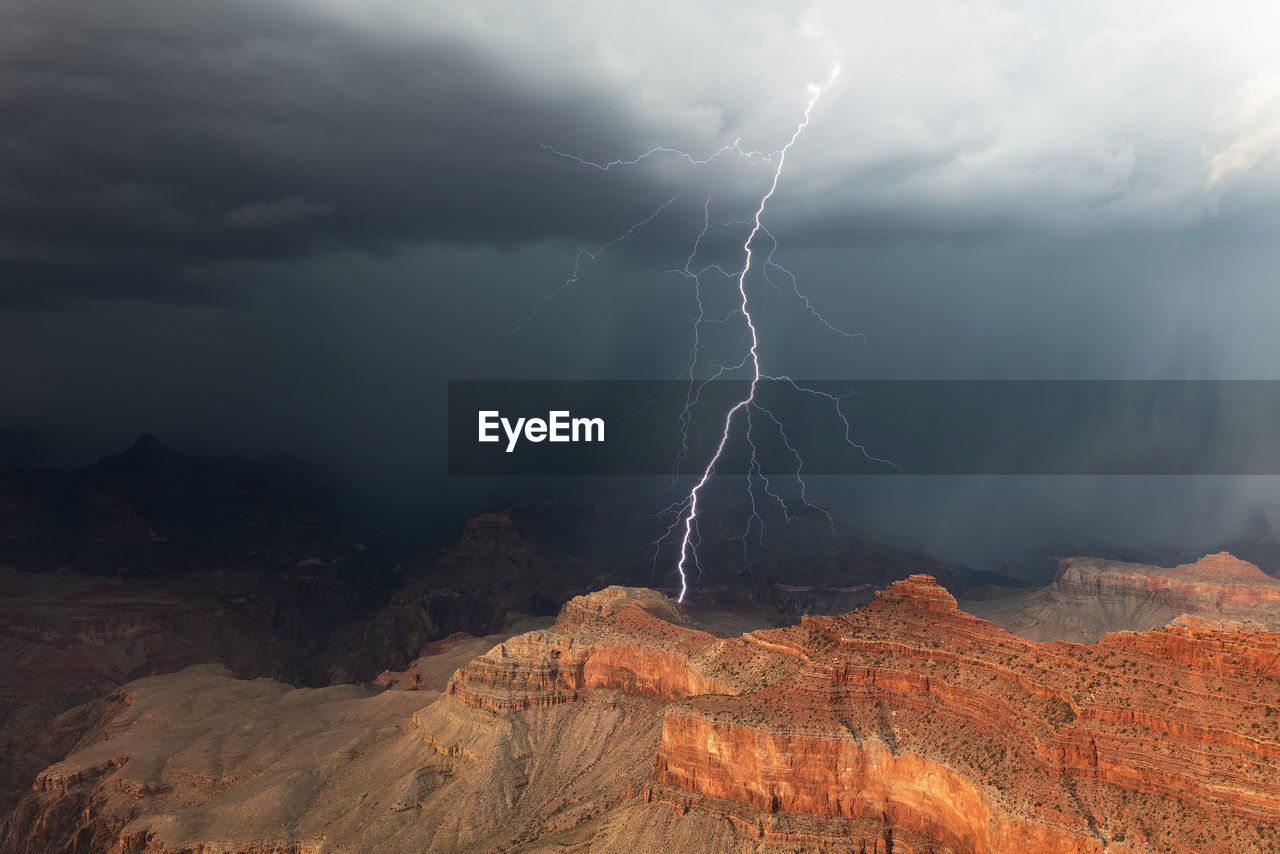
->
xmin=3 ymin=0 xmax=1280 ymax=569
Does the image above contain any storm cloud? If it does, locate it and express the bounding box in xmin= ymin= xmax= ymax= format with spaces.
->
xmin=4 ymin=0 xmax=1278 ymax=306
xmin=3 ymin=0 xmax=1280 ymax=572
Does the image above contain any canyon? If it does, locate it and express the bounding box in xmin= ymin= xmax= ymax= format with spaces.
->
xmin=6 ymin=558 xmax=1280 ymax=853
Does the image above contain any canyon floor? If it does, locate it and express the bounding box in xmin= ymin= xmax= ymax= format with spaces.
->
xmin=6 ymin=555 xmax=1280 ymax=853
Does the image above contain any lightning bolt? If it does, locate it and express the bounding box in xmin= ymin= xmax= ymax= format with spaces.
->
xmin=670 ymin=68 xmax=840 ymax=603
xmin=540 ymin=138 xmax=775 ymax=171
xmin=522 ymin=63 xmax=891 ymax=604
xmin=500 ymin=196 xmax=680 ymax=337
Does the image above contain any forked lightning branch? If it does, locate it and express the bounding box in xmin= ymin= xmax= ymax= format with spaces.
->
xmin=504 ymin=63 xmax=880 ymax=602
xmin=478 ymin=410 xmax=605 ymax=453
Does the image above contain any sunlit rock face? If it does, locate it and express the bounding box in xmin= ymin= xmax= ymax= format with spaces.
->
xmin=652 ymin=574 xmax=1280 ymax=853
xmin=447 ymin=586 xmax=718 ymax=712
xmin=8 ymin=578 xmax=1280 ymax=853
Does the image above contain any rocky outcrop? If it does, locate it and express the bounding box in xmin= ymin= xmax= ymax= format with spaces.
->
xmin=553 ymin=585 xmax=692 ymax=632
xmin=967 ymin=551 xmax=1280 ymax=641
xmin=447 ymin=587 xmax=729 ymax=711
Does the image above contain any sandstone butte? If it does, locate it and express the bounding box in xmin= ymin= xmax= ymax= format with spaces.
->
xmin=7 ymin=570 xmax=1280 ymax=853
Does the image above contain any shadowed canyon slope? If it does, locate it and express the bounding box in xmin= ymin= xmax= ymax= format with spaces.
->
xmin=7 ymin=572 xmax=1280 ymax=853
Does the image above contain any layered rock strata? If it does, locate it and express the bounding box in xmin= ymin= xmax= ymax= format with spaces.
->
xmin=656 ymin=576 xmax=1280 ymax=852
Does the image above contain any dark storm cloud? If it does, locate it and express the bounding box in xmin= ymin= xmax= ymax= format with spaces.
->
xmin=0 ymin=0 xmax=711 ymax=306
xmin=3 ymin=0 xmax=1280 ymax=576
xmin=5 ymin=0 xmax=1279 ymax=307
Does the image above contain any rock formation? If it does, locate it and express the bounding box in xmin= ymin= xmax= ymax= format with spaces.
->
xmin=967 ymin=551 xmax=1280 ymax=641
xmin=8 ymin=579 xmax=1280 ymax=852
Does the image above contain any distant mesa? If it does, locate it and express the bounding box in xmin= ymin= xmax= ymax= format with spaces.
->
xmin=967 ymin=550 xmax=1280 ymax=642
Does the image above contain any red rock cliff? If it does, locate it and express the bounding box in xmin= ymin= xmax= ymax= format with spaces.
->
xmin=648 ymin=575 xmax=1280 ymax=852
